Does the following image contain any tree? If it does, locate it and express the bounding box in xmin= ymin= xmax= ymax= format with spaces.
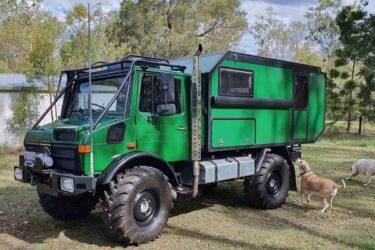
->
xmin=249 ymin=7 xmax=289 ymax=60
xmin=60 ymin=4 xmax=90 ymax=69
xmin=1 ymin=0 xmax=63 ymax=138
xmin=60 ymin=3 xmax=124 ymax=69
xmin=335 ymin=3 xmax=369 ymax=133
xmin=29 ymin=13 xmax=63 ymax=120
xmin=6 ymin=84 xmax=40 ymax=141
xmin=108 ymin=0 xmax=248 ymax=59
xmin=358 ymin=57 xmax=375 ymax=134
xmin=250 ymin=8 xmax=320 ymax=64
xmin=305 ymin=0 xmax=342 ymax=71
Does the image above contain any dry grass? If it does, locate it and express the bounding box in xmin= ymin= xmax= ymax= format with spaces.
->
xmin=0 ymin=124 xmax=374 ymax=249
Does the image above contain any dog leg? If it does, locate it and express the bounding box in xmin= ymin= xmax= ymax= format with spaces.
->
xmin=321 ymin=198 xmax=329 ymax=213
xmin=307 ymin=192 xmax=312 ymax=203
xmin=327 ymin=189 xmax=337 ymax=212
xmin=364 ymin=172 xmax=372 ymax=186
xmin=299 ymin=192 xmax=306 ymax=205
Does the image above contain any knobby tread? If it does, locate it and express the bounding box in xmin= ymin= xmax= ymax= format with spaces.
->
xmin=38 ymin=192 xmax=97 ymax=221
xmin=243 ymin=153 xmax=289 ymax=210
xmin=100 ymin=166 xmax=174 ymax=245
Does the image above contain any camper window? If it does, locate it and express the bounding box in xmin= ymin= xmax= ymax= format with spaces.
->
xmin=219 ymin=68 xmax=253 ymax=97
xmin=295 ymin=75 xmax=308 ymax=110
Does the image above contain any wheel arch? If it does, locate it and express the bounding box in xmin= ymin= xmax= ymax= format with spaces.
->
xmin=96 ymin=150 xmax=180 ymax=188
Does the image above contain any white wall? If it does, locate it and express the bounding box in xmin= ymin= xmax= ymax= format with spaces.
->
xmin=0 ymin=92 xmax=57 ymax=146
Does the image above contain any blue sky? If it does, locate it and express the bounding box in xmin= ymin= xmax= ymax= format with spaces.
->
xmin=42 ymin=0 xmax=375 ymax=54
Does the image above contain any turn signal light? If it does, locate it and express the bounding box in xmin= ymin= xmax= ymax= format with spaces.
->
xmin=78 ymin=145 xmax=91 ymax=153
xmin=127 ymin=142 xmax=136 ymax=149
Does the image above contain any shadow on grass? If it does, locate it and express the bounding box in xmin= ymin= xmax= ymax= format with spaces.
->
xmin=1 ymin=179 xmax=374 ymax=249
xmin=166 ymin=224 xmax=294 ymax=250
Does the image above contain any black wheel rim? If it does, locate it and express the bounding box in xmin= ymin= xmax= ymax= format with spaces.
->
xmin=133 ymin=189 xmax=159 ymax=226
xmin=266 ymin=171 xmax=281 ymax=197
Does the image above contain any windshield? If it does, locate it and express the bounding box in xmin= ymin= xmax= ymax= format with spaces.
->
xmin=68 ymin=76 xmax=127 ymax=118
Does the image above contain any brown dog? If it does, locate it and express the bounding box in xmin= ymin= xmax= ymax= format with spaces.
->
xmin=295 ymin=159 xmax=346 ymax=213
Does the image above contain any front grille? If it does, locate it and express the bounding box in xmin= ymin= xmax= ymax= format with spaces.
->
xmin=55 ymin=129 xmax=76 ymax=142
xmin=51 ymin=144 xmax=82 ymax=174
xmin=24 ymin=143 xmax=51 ymax=154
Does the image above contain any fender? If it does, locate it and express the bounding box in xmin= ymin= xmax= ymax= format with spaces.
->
xmin=96 ymin=150 xmax=180 ymax=187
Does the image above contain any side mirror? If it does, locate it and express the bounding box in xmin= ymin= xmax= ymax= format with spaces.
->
xmin=157 ymin=104 xmax=177 ymax=116
xmin=147 ymin=104 xmax=176 ymax=123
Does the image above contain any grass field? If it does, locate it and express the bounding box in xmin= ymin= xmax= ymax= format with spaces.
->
xmin=0 ymin=123 xmax=375 ymax=249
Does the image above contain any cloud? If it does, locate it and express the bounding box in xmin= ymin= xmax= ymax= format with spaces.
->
xmin=241 ymin=0 xmax=318 ymax=6
xmin=42 ymin=0 xmax=121 ymax=21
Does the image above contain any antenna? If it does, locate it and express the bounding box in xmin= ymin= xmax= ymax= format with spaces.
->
xmin=88 ymin=3 xmax=95 ymax=193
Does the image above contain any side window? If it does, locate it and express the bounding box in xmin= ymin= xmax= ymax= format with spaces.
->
xmin=219 ymin=68 xmax=253 ymax=97
xmin=295 ymin=74 xmax=309 ymax=110
xmin=139 ymin=74 xmax=182 ymax=114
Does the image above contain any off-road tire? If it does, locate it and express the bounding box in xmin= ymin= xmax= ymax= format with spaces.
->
xmin=38 ymin=192 xmax=97 ymax=220
xmin=100 ymin=166 xmax=173 ymax=245
xmin=244 ymin=154 xmax=289 ymax=209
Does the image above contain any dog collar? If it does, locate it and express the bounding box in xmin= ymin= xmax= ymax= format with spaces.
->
xmin=299 ymin=170 xmax=311 ymax=177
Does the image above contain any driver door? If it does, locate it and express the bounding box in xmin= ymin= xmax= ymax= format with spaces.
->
xmin=135 ymin=70 xmax=189 ymax=162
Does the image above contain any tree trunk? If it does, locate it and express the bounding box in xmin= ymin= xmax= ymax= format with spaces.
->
xmin=347 ymin=106 xmax=351 ymax=133
xmin=346 ymin=60 xmax=356 ymax=133
xmin=358 ymin=116 xmax=363 ymax=134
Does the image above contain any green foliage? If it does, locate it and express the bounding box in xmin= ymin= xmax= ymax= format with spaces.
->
xmin=249 ymin=7 xmax=289 ymax=59
xmin=334 ymin=2 xmax=373 ymax=133
xmin=305 ymin=0 xmax=342 ymax=71
xmin=292 ymin=46 xmax=323 ymax=66
xmin=6 ymin=88 xmax=41 ymax=140
xmin=329 ymin=68 xmax=340 ymax=78
xmin=108 ymin=0 xmax=248 ymax=59
xmin=250 ymin=7 xmax=323 ymax=65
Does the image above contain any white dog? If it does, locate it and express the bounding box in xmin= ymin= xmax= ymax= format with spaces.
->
xmin=346 ymin=159 xmax=375 ymax=185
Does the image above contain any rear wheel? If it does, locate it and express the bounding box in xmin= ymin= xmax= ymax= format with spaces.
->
xmin=244 ymin=154 xmax=289 ymax=209
xmin=38 ymin=192 xmax=97 ymax=220
xmin=100 ymin=166 xmax=173 ymax=245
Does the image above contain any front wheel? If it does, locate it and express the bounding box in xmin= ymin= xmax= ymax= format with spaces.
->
xmin=38 ymin=192 xmax=97 ymax=220
xmin=100 ymin=166 xmax=173 ymax=245
xmin=243 ymin=154 xmax=289 ymax=209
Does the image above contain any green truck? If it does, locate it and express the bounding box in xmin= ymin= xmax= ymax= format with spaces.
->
xmin=14 ymin=47 xmax=325 ymax=244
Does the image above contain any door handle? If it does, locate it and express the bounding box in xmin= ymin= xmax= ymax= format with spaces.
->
xmin=177 ymin=126 xmax=187 ymax=131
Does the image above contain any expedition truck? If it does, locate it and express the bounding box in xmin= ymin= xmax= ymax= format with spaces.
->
xmin=14 ymin=46 xmax=326 ymax=244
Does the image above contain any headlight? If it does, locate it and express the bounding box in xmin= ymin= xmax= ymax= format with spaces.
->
xmin=14 ymin=167 xmax=23 ymax=181
xmin=40 ymin=154 xmax=53 ymax=168
xmin=60 ymin=177 xmax=74 ymax=193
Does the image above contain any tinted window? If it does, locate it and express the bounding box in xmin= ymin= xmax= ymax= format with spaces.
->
xmin=219 ymin=68 xmax=253 ymax=96
xmin=139 ymin=74 xmax=181 ymax=114
xmin=295 ymin=75 xmax=308 ymax=109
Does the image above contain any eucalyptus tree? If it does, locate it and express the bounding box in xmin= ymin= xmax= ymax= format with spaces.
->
xmin=108 ymin=0 xmax=248 ymax=59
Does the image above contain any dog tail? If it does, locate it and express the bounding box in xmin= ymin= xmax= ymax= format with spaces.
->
xmin=338 ymin=179 xmax=346 ymax=189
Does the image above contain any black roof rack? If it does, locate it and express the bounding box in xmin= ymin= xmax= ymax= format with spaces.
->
xmin=63 ymin=55 xmax=185 ymax=74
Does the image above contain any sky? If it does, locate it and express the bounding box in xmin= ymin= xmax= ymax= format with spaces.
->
xmin=43 ymin=0 xmax=375 ymax=55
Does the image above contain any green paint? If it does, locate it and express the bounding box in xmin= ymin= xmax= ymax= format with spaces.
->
xmin=293 ymin=111 xmax=307 ymax=140
xmin=308 ymin=73 xmax=325 ymax=141
xmin=210 ymin=60 xmax=294 ymax=148
xmin=212 ymin=119 xmax=255 ymax=147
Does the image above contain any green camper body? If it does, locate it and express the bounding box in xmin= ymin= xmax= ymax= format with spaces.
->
xmin=15 ymin=51 xmax=325 ymax=244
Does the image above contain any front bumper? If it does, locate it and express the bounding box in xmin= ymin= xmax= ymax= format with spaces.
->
xmin=14 ymin=164 xmax=94 ymax=197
